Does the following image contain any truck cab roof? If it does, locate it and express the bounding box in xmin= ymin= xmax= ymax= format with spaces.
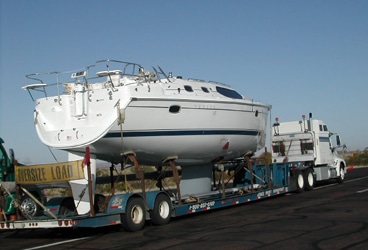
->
xmin=274 ymin=119 xmax=329 ymax=135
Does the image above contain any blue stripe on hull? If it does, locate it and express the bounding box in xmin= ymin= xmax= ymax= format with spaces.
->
xmin=104 ymin=130 xmax=259 ymax=138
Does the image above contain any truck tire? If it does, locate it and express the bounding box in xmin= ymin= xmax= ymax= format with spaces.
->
xmin=121 ymin=197 xmax=146 ymax=232
xmin=337 ymin=164 xmax=345 ymax=183
xmin=295 ymin=171 xmax=305 ymax=193
xmin=303 ymin=169 xmax=314 ymax=191
xmin=150 ymin=194 xmax=172 ymax=226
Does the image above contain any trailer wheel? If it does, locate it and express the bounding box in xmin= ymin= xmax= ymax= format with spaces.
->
xmin=295 ymin=171 xmax=305 ymax=193
xmin=337 ymin=164 xmax=345 ymax=183
xmin=121 ymin=197 xmax=146 ymax=232
xmin=59 ymin=198 xmax=76 ymax=216
xmin=304 ymin=169 xmax=314 ymax=191
xmin=150 ymin=194 xmax=172 ymax=226
xmin=21 ymin=197 xmax=40 ymax=217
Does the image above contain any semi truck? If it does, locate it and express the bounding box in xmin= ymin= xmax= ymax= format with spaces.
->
xmin=271 ymin=113 xmax=347 ymax=192
xmin=0 ymin=114 xmax=347 ymax=232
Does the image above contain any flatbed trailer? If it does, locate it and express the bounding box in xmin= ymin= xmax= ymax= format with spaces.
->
xmin=1 ymin=156 xmax=301 ymax=232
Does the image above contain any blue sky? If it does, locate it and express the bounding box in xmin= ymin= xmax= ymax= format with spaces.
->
xmin=1 ymin=0 xmax=367 ymax=164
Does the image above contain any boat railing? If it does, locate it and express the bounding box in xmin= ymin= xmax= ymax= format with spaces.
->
xmin=22 ymin=71 xmax=64 ymax=102
xmin=188 ymin=78 xmax=206 ymax=82
xmin=187 ymin=79 xmax=232 ymax=88
xmin=94 ymin=59 xmax=144 ymax=78
xmin=152 ymin=66 xmax=172 ymax=83
xmin=22 ymin=59 xmax=171 ymax=101
xmin=208 ymin=80 xmax=231 ymax=88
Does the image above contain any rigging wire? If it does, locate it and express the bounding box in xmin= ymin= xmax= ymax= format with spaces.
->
xmin=47 ymin=146 xmax=59 ymax=162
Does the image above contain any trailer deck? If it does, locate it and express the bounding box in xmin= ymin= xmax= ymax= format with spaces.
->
xmin=1 ymin=160 xmax=294 ymax=231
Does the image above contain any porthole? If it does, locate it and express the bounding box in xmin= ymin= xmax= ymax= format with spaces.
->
xmin=169 ymin=105 xmax=181 ymax=113
xmin=201 ymin=87 xmax=209 ymax=93
xmin=184 ymin=85 xmax=193 ymax=92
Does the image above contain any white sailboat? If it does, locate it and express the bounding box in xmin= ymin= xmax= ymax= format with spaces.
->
xmin=23 ymin=59 xmax=271 ymax=166
xmin=23 ymin=59 xmax=271 ymax=213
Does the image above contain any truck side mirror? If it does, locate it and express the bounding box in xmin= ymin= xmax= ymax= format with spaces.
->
xmin=336 ymin=135 xmax=341 ymax=147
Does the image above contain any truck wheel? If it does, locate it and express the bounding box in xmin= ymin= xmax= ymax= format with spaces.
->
xmin=59 ymin=198 xmax=76 ymax=216
xmin=337 ymin=164 xmax=345 ymax=183
xmin=295 ymin=172 xmax=305 ymax=193
xmin=21 ymin=197 xmax=40 ymax=217
xmin=303 ymin=169 xmax=314 ymax=191
xmin=121 ymin=197 xmax=146 ymax=232
xmin=150 ymin=194 xmax=172 ymax=226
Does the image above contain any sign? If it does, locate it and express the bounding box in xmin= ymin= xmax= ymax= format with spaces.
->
xmin=15 ymin=160 xmax=85 ymax=184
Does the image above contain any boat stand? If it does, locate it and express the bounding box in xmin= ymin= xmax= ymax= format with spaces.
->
xmin=162 ymin=156 xmax=182 ymax=205
xmin=123 ymin=151 xmax=146 ymax=199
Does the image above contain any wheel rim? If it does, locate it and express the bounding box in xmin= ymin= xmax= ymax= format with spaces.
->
xmin=340 ymin=168 xmax=345 ymax=180
xmin=297 ymin=174 xmax=304 ymax=188
xmin=131 ymin=205 xmax=144 ymax=224
xmin=21 ymin=198 xmax=37 ymax=217
xmin=307 ymin=172 xmax=314 ymax=186
xmin=159 ymin=201 xmax=170 ymax=219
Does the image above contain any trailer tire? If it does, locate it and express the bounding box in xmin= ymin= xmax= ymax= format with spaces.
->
xmin=150 ymin=194 xmax=172 ymax=226
xmin=59 ymin=198 xmax=76 ymax=216
xmin=121 ymin=197 xmax=146 ymax=232
xmin=295 ymin=171 xmax=305 ymax=193
xmin=303 ymin=169 xmax=314 ymax=191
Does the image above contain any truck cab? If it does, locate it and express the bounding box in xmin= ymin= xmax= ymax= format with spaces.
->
xmin=312 ymin=119 xmax=340 ymax=167
xmin=272 ymin=114 xmax=346 ymax=191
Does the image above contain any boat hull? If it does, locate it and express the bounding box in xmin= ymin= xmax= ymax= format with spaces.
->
xmin=35 ymin=96 xmax=268 ymax=166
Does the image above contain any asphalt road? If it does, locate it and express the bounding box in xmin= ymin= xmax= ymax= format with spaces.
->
xmin=1 ymin=167 xmax=367 ymax=250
